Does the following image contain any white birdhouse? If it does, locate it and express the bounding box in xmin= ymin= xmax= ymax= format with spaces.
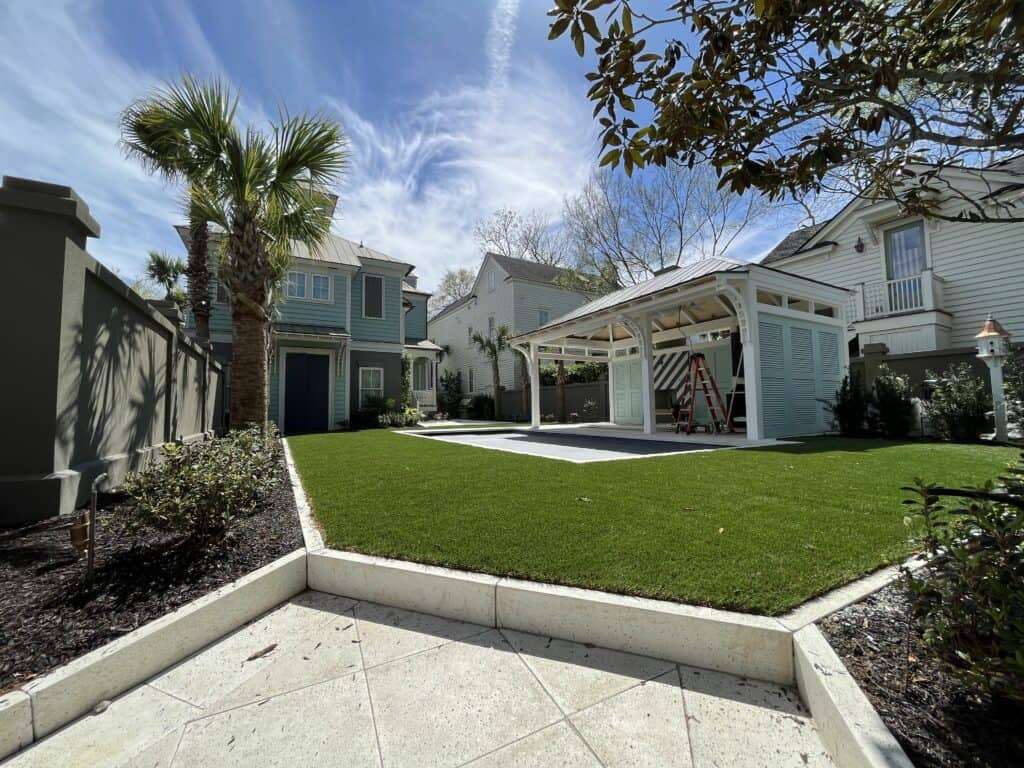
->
xmin=975 ymin=314 xmax=1012 ymax=361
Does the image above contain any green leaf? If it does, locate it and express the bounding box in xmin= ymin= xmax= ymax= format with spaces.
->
xmin=622 ymin=6 xmax=633 ymax=35
xmin=599 ymin=148 xmax=621 ymax=166
xmin=580 ymin=12 xmax=601 ymax=41
xmin=548 ymin=17 xmax=571 ymax=39
xmin=572 ymin=26 xmax=585 ymax=56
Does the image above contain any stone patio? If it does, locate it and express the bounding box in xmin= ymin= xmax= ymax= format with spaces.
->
xmin=5 ymin=591 xmax=834 ymax=767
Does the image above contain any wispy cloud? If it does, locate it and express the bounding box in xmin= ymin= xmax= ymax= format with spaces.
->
xmin=329 ymin=0 xmax=597 ymax=289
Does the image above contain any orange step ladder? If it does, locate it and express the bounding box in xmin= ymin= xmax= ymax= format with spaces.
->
xmin=673 ymin=352 xmax=735 ymax=434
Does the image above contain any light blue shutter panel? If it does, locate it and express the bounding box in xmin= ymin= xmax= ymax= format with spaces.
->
xmin=790 ymin=326 xmax=818 ymax=430
xmin=759 ymin=320 xmax=787 ymax=435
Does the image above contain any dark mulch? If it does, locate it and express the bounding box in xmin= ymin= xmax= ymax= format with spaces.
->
xmin=820 ymin=580 xmax=1023 ymax=768
xmin=0 ymin=442 xmax=302 ymax=695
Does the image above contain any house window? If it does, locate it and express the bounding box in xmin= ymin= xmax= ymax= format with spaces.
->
xmin=285 ymin=271 xmax=306 ymax=299
xmin=363 ymin=274 xmax=384 ymax=319
xmin=488 ymin=270 xmax=496 ymax=292
xmin=884 ymin=221 xmax=926 ymax=279
xmin=359 ymin=367 xmax=384 ymax=408
xmin=487 ymin=316 xmax=495 ymax=336
xmin=216 ymin=281 xmax=229 ymax=304
xmin=537 ymin=308 xmax=550 ymax=326
xmin=311 ymin=273 xmax=331 ymax=302
xmin=413 ymin=357 xmax=429 ymax=390
xmin=468 ymin=367 xmax=474 ymax=392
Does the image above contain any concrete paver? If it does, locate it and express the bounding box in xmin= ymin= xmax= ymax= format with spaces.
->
xmin=4 ymin=591 xmax=834 ymax=767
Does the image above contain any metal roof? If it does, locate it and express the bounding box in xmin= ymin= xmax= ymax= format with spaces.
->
xmin=521 ymin=257 xmax=745 ymax=336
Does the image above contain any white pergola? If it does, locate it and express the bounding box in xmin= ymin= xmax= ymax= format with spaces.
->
xmin=509 ymin=259 xmax=851 ymax=440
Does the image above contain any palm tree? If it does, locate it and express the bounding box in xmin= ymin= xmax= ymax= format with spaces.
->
xmin=121 ymin=77 xmax=237 ymax=343
xmin=122 ymin=77 xmax=349 ymax=427
xmin=145 ymin=250 xmax=186 ymax=305
xmin=471 ymin=325 xmax=511 ymax=420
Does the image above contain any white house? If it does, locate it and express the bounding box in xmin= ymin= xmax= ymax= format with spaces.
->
xmin=760 ymin=157 xmax=1024 ymax=357
xmin=428 ymin=253 xmax=594 ymax=396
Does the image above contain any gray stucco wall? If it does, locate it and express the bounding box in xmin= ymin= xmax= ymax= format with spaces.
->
xmin=349 ymin=350 xmax=403 ymax=414
xmin=0 ymin=176 xmax=224 ymax=525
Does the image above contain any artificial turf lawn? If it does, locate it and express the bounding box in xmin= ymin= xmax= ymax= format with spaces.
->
xmin=288 ymin=431 xmax=1017 ymax=615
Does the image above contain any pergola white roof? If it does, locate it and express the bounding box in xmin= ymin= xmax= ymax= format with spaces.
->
xmin=509 ymin=259 xmax=851 ymax=440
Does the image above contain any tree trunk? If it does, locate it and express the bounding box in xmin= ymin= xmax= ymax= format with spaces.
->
xmin=231 ymin=309 xmax=269 ymax=428
xmin=492 ymin=358 xmax=502 ymax=420
xmin=187 ymin=212 xmax=211 ymax=342
xmin=557 ymin=360 xmax=567 ymax=423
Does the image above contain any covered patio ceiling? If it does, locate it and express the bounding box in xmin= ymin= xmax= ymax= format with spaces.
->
xmin=508 ymin=258 xmax=851 ymax=440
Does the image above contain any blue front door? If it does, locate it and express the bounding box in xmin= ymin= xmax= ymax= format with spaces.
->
xmin=284 ymin=353 xmax=330 ymax=435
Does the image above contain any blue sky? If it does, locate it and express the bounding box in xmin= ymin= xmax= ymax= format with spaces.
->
xmin=0 ymin=0 xmax=794 ymax=291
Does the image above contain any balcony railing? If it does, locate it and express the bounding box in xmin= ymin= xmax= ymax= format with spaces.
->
xmin=412 ymin=389 xmax=436 ymax=408
xmin=856 ymin=269 xmax=944 ymax=321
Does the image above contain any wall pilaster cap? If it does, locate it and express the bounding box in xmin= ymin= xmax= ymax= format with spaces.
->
xmin=0 ymin=176 xmax=101 ymax=238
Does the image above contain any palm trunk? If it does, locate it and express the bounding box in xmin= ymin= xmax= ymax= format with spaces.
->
xmin=492 ymin=358 xmax=502 ymax=420
xmin=186 ymin=210 xmax=211 ymax=342
xmin=231 ymin=310 xmax=269 ymax=428
xmin=226 ymin=214 xmax=271 ymax=430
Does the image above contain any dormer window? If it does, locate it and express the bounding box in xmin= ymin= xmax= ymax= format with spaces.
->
xmin=884 ymin=221 xmax=926 ymax=279
xmin=363 ymin=274 xmax=384 ymax=319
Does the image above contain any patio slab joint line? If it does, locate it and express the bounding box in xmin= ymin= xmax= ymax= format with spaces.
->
xmin=351 ymin=604 xmax=386 ymax=768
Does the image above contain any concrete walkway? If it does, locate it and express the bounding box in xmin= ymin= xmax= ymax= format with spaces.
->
xmin=5 ymin=591 xmax=834 ymax=767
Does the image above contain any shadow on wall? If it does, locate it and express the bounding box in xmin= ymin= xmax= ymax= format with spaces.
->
xmin=56 ymin=272 xmax=167 ymax=488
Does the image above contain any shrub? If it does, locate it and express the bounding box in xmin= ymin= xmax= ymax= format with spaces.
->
xmin=379 ymin=406 xmax=422 ymax=428
xmin=468 ymin=394 xmax=494 ymax=420
xmin=924 ymin=363 xmax=991 ymax=441
xmin=872 ymin=365 xmax=916 ymax=438
xmin=438 ymin=370 xmax=462 ymax=417
xmin=823 ymin=373 xmax=871 ymax=436
xmin=904 ymin=453 xmax=1024 ymax=703
xmin=353 ymin=395 xmax=397 ymax=429
xmin=1006 ymin=350 xmax=1024 ymax=431
xmin=120 ymin=425 xmax=281 ymax=546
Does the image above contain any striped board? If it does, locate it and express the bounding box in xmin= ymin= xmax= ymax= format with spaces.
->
xmin=653 ymin=349 xmax=690 ymax=391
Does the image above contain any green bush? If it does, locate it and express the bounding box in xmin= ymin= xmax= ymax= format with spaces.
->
xmin=438 ymin=369 xmax=462 ymax=417
xmin=824 ymin=373 xmax=871 ymax=436
xmin=468 ymin=394 xmax=494 ymax=420
xmin=904 ymin=453 xmax=1024 ymax=703
xmin=1006 ymin=350 xmax=1024 ymax=431
xmin=353 ymin=395 xmax=396 ymax=429
xmin=872 ymin=365 xmax=916 ymax=438
xmin=925 ymin=363 xmax=991 ymax=441
xmin=120 ymin=425 xmax=281 ymax=546
xmin=379 ymin=406 xmax=422 ymax=428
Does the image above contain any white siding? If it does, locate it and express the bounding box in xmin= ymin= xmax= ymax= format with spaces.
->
xmin=428 ymin=256 xmax=591 ymax=394
xmin=770 ymin=182 xmax=1024 ymax=350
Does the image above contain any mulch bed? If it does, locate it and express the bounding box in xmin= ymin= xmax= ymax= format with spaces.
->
xmin=0 ymin=441 xmax=302 ymax=695
xmin=820 ymin=580 xmax=1023 ymax=768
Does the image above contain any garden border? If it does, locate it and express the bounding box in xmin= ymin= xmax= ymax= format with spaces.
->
xmin=290 ymin=437 xmax=915 ymax=767
xmin=0 ymin=549 xmax=306 ymax=759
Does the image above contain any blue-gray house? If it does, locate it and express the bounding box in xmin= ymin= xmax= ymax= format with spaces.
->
xmin=181 ymin=229 xmax=439 ymax=434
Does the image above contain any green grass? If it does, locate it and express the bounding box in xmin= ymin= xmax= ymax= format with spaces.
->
xmin=288 ymin=431 xmax=1016 ymax=615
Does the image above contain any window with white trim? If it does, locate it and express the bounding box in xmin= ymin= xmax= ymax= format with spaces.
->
xmin=359 ymin=367 xmax=384 ymax=408
xmin=310 ymin=273 xmax=331 ymax=302
xmin=285 ymin=271 xmax=306 ymax=299
xmin=363 ymin=274 xmax=384 ymax=318
xmin=487 ymin=316 xmax=495 ymax=336
xmin=537 ymin=308 xmax=550 ymax=326
xmin=884 ymin=221 xmax=927 ymax=279
xmin=487 ymin=270 xmax=496 ymax=292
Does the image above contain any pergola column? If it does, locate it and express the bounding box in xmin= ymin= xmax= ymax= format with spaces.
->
xmin=529 ymin=342 xmax=541 ymax=428
xmin=606 ymin=323 xmax=616 ymax=424
xmin=739 ymin=279 xmax=763 ymax=440
xmin=638 ymin=314 xmax=656 ymax=434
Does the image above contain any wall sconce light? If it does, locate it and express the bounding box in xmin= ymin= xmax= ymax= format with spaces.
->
xmin=854 ymin=237 xmax=865 ymax=253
